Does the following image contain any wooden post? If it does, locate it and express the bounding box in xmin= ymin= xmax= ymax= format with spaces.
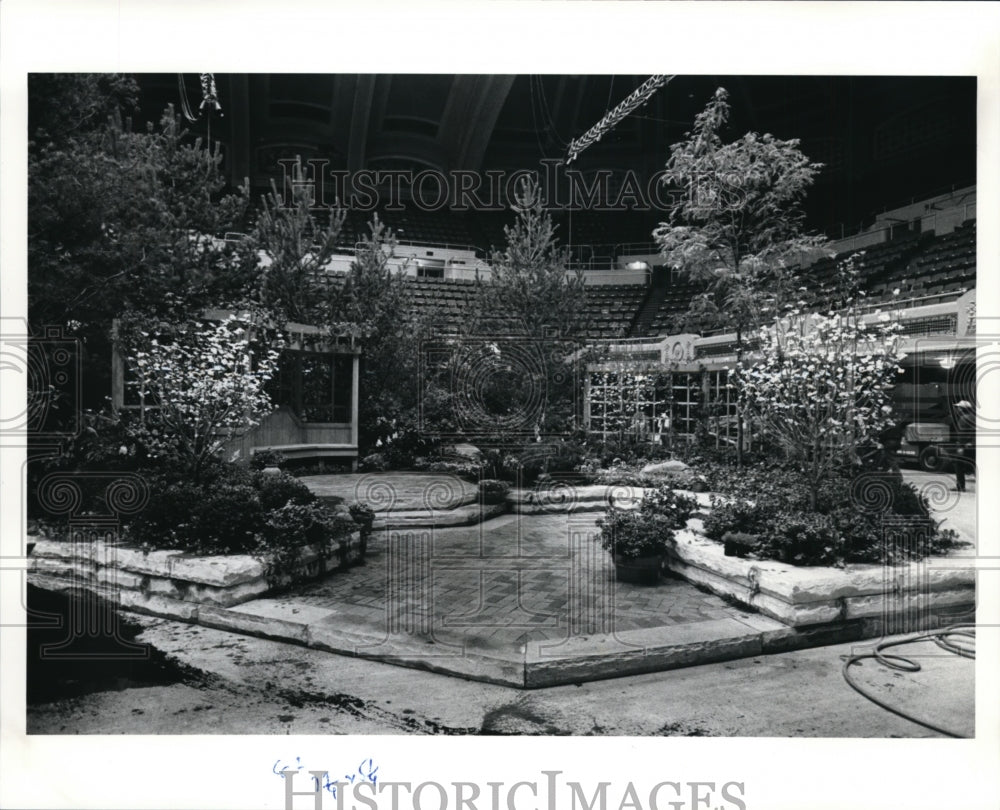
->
xmin=110 ymin=319 xmax=124 ymax=411
xmin=350 ymin=352 xmax=360 ymax=470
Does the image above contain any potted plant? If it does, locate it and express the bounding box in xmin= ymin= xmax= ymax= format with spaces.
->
xmin=597 ymin=486 xmax=698 ymax=584
xmin=597 ymin=509 xmax=677 ymax=584
xmin=347 ymin=501 xmax=376 ymax=560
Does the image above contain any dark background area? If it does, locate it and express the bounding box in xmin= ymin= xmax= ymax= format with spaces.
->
xmin=134 ymin=73 xmax=976 ymax=242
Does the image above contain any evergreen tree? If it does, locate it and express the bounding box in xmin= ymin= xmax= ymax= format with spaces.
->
xmin=469 ymin=178 xmax=590 ymax=439
xmin=331 ymin=215 xmax=424 ymax=450
xmin=478 ymin=177 xmax=588 ymax=339
xmin=253 ymin=165 xmax=346 ymax=324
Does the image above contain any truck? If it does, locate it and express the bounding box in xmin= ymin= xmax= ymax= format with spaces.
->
xmin=891 ymin=350 xmax=975 ymax=471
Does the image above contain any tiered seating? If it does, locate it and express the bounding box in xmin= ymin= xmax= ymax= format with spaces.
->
xmin=381 ymin=208 xmax=478 ymax=248
xmin=322 ymin=215 xmax=976 ymax=345
xmin=645 ymin=282 xmax=703 ymax=336
xmin=404 ymin=276 xmax=479 ymax=333
xmin=798 ymin=231 xmax=923 ymax=308
xmin=900 ymin=222 xmax=976 ymax=301
xmin=581 ymin=284 xmax=649 ymax=339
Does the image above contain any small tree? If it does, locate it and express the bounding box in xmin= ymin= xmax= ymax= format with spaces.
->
xmin=330 ymin=215 xmax=424 ymax=451
xmin=654 ymin=87 xmax=831 ymax=464
xmin=472 ymin=178 xmax=590 ymax=439
xmin=124 ymin=314 xmax=281 ymax=480
xmin=733 ymin=306 xmax=902 ymax=510
xmin=253 ymin=162 xmax=346 ymax=323
xmin=479 ymin=177 xmax=588 ymax=340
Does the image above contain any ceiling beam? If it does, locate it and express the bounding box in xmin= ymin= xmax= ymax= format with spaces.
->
xmin=348 ymin=74 xmax=376 ymax=173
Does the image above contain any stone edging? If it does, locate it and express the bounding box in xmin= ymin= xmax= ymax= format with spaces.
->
xmin=666 ymin=522 xmax=976 ymax=627
xmin=27 ymin=532 xmax=365 ymax=612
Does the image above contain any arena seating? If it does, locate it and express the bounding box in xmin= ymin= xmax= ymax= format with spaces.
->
xmin=321 ymin=211 xmax=975 ymax=344
xmin=580 ymin=284 xmax=649 ymax=338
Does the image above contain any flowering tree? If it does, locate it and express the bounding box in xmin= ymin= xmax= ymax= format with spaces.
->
xmin=733 ymin=308 xmax=902 ymax=510
xmin=125 ymin=314 xmax=281 ymax=479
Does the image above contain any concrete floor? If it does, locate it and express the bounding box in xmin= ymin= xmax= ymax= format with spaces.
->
xmin=26 ymin=613 xmax=974 ymax=737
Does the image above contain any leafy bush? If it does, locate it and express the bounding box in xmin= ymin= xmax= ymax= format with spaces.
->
xmin=250 ymin=449 xmax=287 ymax=471
xmin=254 ymin=470 xmax=316 ymax=510
xmin=256 ymin=502 xmax=356 ymax=586
xmin=479 ymin=479 xmax=510 ymax=505
xmin=699 ymin=461 xmax=960 ymax=565
xmin=598 ymin=510 xmax=678 ymax=559
xmin=259 ymin=502 xmax=344 ymax=549
xmin=760 ymin=511 xmax=845 ymax=566
xmin=125 ymin=462 xmax=328 ymax=557
xmin=419 ymin=459 xmax=481 ymax=481
xmin=358 ymin=452 xmax=389 ymax=472
xmin=641 ymin=486 xmax=699 ymax=526
xmin=348 ymin=500 xmax=376 ymax=526
xmin=127 ymin=475 xmax=263 ymax=555
xmin=516 ymin=440 xmax=586 ymax=485
xmin=702 ymin=497 xmax=775 ymax=542
xmin=592 ymin=466 xmax=656 ymax=488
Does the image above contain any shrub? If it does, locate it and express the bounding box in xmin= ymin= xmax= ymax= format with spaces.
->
xmin=598 ymin=510 xmax=678 ymax=559
xmin=640 ymin=486 xmax=699 ymax=527
xmin=256 ymin=502 xmax=355 ymax=586
xmin=699 ymin=461 xmax=961 ymax=565
xmin=259 ymin=502 xmax=342 ymax=549
xmin=250 ymin=449 xmax=287 ymax=471
xmin=347 ymin=501 xmax=376 ymax=526
xmin=422 ymin=459 xmax=481 ymax=481
xmin=516 ymin=441 xmax=586 ymax=485
xmin=702 ymin=497 xmax=772 ymax=542
xmin=479 ymin=479 xmax=510 ymax=504
xmin=592 ymin=467 xmax=656 ymax=488
xmin=760 ymin=511 xmax=845 ymax=566
xmin=189 ymin=482 xmax=264 ymax=554
xmin=127 ymin=475 xmax=263 ymax=554
xmin=596 ymin=485 xmax=698 ymax=561
xmin=254 ymin=470 xmax=316 ymax=510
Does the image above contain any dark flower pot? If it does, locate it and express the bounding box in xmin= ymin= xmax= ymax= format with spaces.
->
xmin=613 ymin=553 xmax=664 ymax=585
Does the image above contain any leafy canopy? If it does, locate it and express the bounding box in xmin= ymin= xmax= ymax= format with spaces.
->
xmin=654 ymin=87 xmax=831 ymax=333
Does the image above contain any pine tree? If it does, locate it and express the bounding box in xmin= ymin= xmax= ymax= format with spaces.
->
xmin=253 ymin=163 xmax=346 ymax=323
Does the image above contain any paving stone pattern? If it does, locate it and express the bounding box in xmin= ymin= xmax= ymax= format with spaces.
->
xmin=283 ymin=513 xmax=737 ymax=652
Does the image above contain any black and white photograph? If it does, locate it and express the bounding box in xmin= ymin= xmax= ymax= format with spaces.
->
xmin=2 ymin=3 xmax=999 ymax=810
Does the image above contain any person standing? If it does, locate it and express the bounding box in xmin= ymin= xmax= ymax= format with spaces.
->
xmin=950 ymin=400 xmax=976 ymax=492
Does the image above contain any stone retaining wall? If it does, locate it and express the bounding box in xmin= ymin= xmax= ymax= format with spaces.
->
xmin=667 ymin=522 xmax=976 ymax=627
xmin=27 ymin=531 xmax=365 ymax=618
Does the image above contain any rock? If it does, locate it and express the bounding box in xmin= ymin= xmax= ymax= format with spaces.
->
xmin=445 ymin=442 xmax=482 ymax=462
xmin=641 ymin=459 xmax=691 ymax=477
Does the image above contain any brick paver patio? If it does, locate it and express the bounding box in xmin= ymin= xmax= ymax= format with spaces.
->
xmin=277 ymin=512 xmax=741 ymax=654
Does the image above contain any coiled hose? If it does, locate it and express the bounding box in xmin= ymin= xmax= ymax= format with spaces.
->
xmin=841 ymin=623 xmax=975 ymax=738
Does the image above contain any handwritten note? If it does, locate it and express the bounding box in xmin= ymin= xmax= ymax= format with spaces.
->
xmin=274 ymin=757 xmax=379 ymax=798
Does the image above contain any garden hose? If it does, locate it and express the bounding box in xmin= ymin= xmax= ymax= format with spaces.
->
xmin=841 ymin=623 xmax=975 ymax=738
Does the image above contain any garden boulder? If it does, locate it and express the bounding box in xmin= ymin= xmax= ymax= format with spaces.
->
xmin=641 ymin=459 xmax=691 ymax=479
xmin=445 ymin=443 xmax=483 ymax=462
